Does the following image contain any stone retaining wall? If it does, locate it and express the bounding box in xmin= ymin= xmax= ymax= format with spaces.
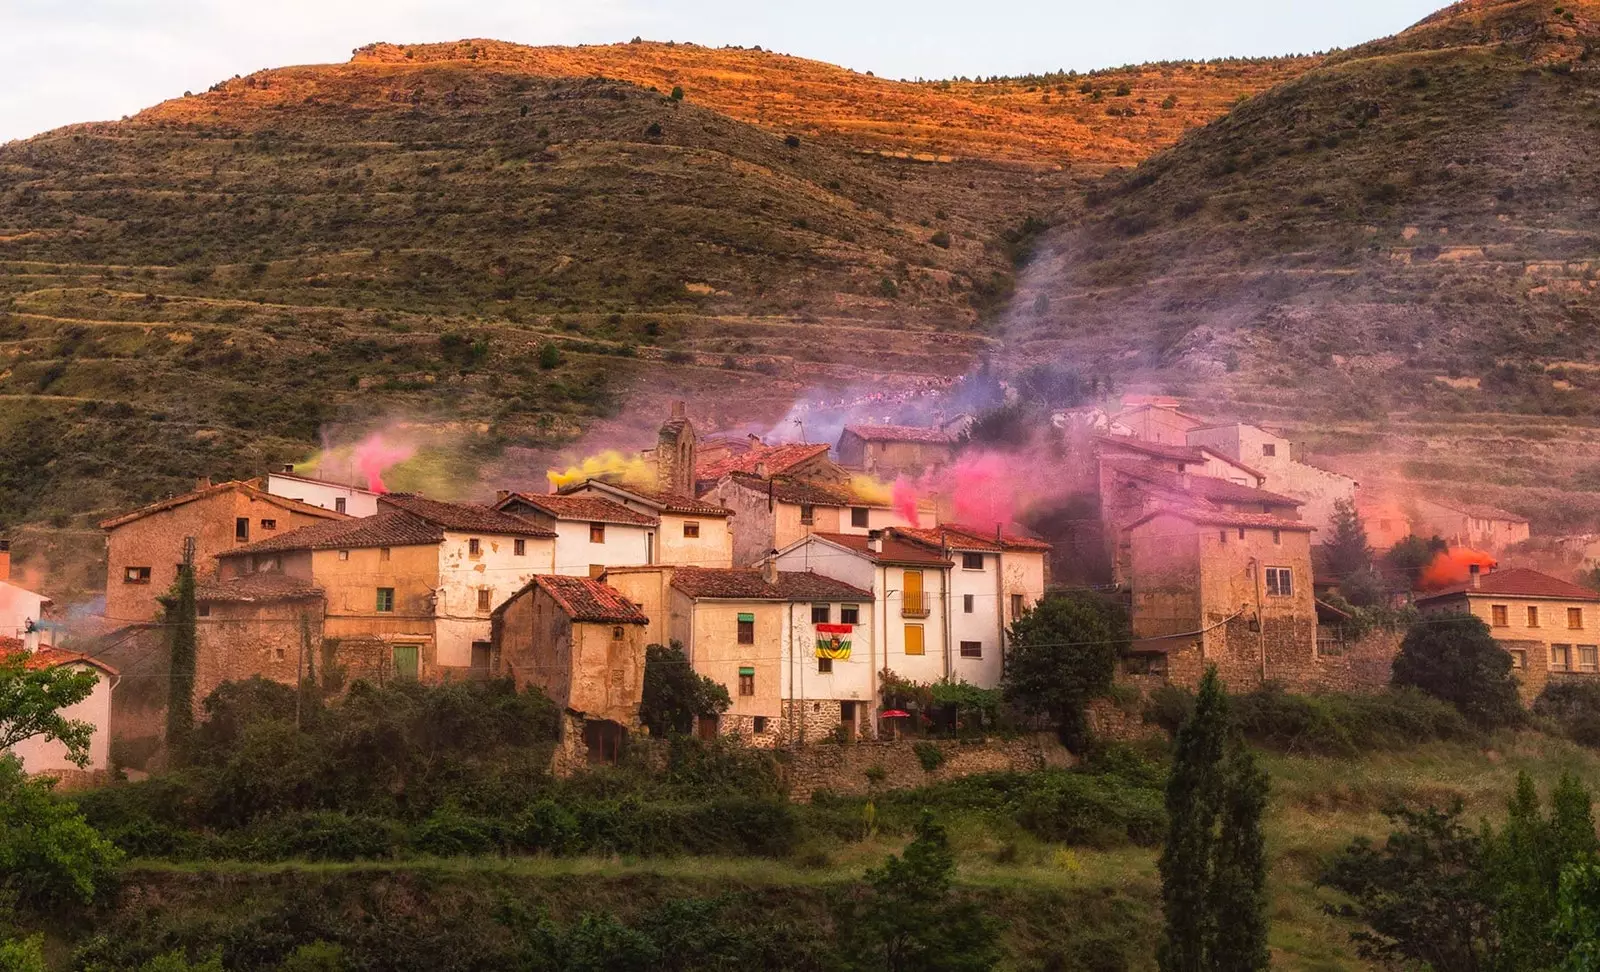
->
xmin=779 ymin=733 xmax=1074 ymax=801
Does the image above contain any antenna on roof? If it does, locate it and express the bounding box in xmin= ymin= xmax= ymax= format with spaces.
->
xmin=793 ymin=419 xmax=805 ymax=443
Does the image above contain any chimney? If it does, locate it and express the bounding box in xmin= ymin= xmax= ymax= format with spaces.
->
xmin=1469 ymin=563 xmax=1481 ymax=589
xmin=761 ymin=557 xmax=779 ymax=586
xmin=280 ymin=463 xmax=295 ymax=473
xmin=670 ymin=400 xmax=687 ymax=421
xmin=195 ymin=476 xmax=212 ymax=491
xmin=496 ymin=489 xmax=512 ymax=503
xmin=754 ymin=461 xmax=770 ymax=479
xmin=867 ymin=529 xmax=884 ymax=554
xmin=0 ymin=539 xmax=9 ymax=583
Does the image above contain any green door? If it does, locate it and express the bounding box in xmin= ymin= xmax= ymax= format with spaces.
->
xmin=393 ymin=644 xmax=420 ymax=681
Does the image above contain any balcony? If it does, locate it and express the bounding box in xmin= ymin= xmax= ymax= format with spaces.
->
xmin=901 ymin=592 xmax=930 ymax=619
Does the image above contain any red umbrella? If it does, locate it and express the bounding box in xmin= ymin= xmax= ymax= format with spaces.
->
xmin=880 ymin=709 xmax=910 ymax=718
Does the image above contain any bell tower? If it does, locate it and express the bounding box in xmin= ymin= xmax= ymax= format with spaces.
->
xmin=656 ymin=401 xmax=697 ymax=495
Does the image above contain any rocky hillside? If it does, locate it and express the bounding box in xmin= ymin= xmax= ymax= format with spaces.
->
xmin=1016 ymin=0 xmax=1600 ymax=529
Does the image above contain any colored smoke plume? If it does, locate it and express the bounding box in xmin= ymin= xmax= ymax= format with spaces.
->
xmin=351 ymin=434 xmax=415 ymax=494
xmin=547 ymin=451 xmax=655 ymax=491
xmin=1420 ymin=548 xmax=1499 ymax=590
xmin=892 ymin=478 xmax=920 ymax=525
xmin=849 ymin=475 xmax=894 ymax=506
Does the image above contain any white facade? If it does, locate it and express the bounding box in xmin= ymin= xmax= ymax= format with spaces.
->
xmin=434 ymin=530 xmax=556 ymax=667
xmin=1187 ymin=424 xmax=1357 ymax=539
xmin=550 ymin=520 xmax=654 ymax=577
xmin=266 ymin=472 xmax=381 ymax=517
xmin=11 ymin=665 xmax=113 ymax=775
xmin=0 ymin=579 xmax=50 ymax=647
xmin=836 ymin=504 xmax=932 ymax=536
xmin=780 ymin=598 xmax=877 ymax=714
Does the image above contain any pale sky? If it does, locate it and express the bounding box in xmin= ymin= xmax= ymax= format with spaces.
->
xmin=2 ymin=0 xmax=1446 ymax=144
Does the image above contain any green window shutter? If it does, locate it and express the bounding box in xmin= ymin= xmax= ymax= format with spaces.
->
xmin=738 ymin=666 xmax=755 ymax=676
xmin=737 ymin=612 xmax=755 ymax=622
xmin=393 ymin=644 xmax=419 ymax=681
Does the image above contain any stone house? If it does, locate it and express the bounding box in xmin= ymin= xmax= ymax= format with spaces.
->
xmin=1110 ymin=403 xmax=1209 ymax=446
xmin=836 ymin=423 xmax=960 ymax=479
xmin=1126 ymin=508 xmax=1321 ymax=692
xmin=491 ymin=574 xmax=649 ymax=766
xmin=663 ymin=563 xmax=875 ymax=746
xmin=694 ymin=441 xmax=846 ymax=493
xmin=1415 ymin=499 xmax=1531 ymax=553
xmin=182 ymin=573 xmax=328 ymax=704
xmin=1414 ymin=566 xmax=1600 ymax=702
xmin=100 ymin=479 xmax=347 ymax=626
xmin=703 ymin=473 xmax=921 ymax=568
xmin=1186 ymin=423 xmax=1358 ymax=540
xmin=4 ymin=639 xmax=118 ymax=782
xmin=0 ymin=540 xmax=51 ymax=649
xmin=493 ymin=491 xmax=660 ymax=576
xmin=265 ymin=467 xmax=382 ymax=517
xmin=890 ymin=525 xmax=1051 ymax=689
xmin=773 ymin=531 xmax=962 ymax=689
xmin=557 ymin=479 xmax=734 ymax=568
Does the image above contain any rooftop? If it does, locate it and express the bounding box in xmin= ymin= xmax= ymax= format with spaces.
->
xmin=1426 ymin=498 xmax=1531 ymax=524
xmin=2 ymin=640 xmax=119 ymax=676
xmin=99 ymin=480 xmax=347 ymax=530
xmin=222 ymin=509 xmax=445 ymax=556
xmin=724 ymin=472 xmax=854 ymax=507
xmin=893 ymin=524 xmax=1053 ymax=553
xmin=806 ymin=532 xmax=954 ymax=566
xmin=526 ymin=575 xmax=649 ymax=624
xmin=564 ymin=480 xmax=731 ymax=517
xmin=1104 ymin=459 xmax=1302 ymax=509
xmin=1417 ymin=567 xmax=1600 ymax=603
xmin=841 ymin=423 xmax=957 ymax=445
xmin=1130 ymin=508 xmax=1317 ymax=532
xmin=696 ymin=442 xmax=832 ymax=481
xmin=1094 ymin=435 xmax=1206 ymax=464
xmin=380 ymin=493 xmax=558 ymax=537
xmin=495 ymin=491 xmax=659 ymax=527
xmin=193 ymin=573 xmax=325 ymax=603
xmin=670 ymin=566 xmax=873 ymax=602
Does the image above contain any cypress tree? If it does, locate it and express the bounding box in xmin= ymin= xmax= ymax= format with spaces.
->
xmin=1158 ymin=667 xmax=1270 ymax=972
xmin=165 ymin=564 xmax=198 ymax=758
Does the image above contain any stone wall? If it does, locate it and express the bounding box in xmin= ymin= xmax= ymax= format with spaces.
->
xmin=1165 ymin=616 xmax=1400 ymax=695
xmin=779 ymin=733 xmax=1074 ymax=801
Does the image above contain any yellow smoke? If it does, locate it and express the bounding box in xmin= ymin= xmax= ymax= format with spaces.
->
xmin=849 ymin=474 xmax=895 ymax=506
xmin=547 ymin=451 xmax=656 ymax=490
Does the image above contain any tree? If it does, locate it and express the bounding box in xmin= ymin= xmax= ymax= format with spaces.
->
xmin=1392 ymin=614 xmax=1523 ymax=728
xmin=639 ymin=643 xmax=730 ymax=737
xmin=669 ymin=85 xmax=684 ymax=101
xmin=537 ymin=342 xmax=562 ymax=370
xmin=166 ymin=565 xmax=199 ymax=756
xmin=0 ymin=653 xmax=98 ymax=763
xmin=1002 ymin=591 xmax=1124 ymax=749
xmin=841 ymin=811 xmax=998 ymax=972
xmin=1158 ymin=667 xmax=1270 ymax=972
xmin=1323 ymin=498 xmax=1374 ymax=582
xmin=1487 ymin=772 xmax=1599 ymax=971
xmin=1385 ymin=534 xmax=1447 ymax=589
xmin=1555 ymin=862 xmax=1600 ymax=972
xmin=0 ymin=755 xmax=123 ymax=910
xmin=0 ymin=936 xmax=47 ymax=972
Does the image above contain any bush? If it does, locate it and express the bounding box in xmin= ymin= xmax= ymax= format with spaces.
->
xmin=914 ymin=742 xmax=946 ymax=773
xmin=1393 ymin=614 xmax=1524 ymax=728
xmin=230 ymin=811 xmax=404 ymax=862
xmin=0 ymin=755 xmax=123 ymax=910
xmin=1534 ymin=681 xmax=1600 ymax=747
xmin=784 ymin=134 xmax=801 ymax=148
xmin=929 ymin=230 xmax=951 ymax=249
xmin=1232 ymin=686 xmax=1472 ymax=756
xmin=413 ymin=804 xmax=501 ymax=857
xmin=1144 ymin=684 xmax=1196 ymax=736
xmin=1015 ymin=773 xmax=1165 ymax=847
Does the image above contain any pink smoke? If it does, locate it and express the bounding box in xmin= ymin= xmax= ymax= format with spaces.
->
xmin=892 ymin=477 xmax=920 ymax=525
xmin=353 ymin=434 xmax=415 ymax=494
xmin=943 ymin=452 xmax=1019 ymax=528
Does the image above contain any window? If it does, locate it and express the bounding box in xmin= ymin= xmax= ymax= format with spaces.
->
xmin=123 ymin=566 xmax=152 ymax=584
xmin=753 ymin=716 xmax=769 ymax=733
xmin=613 ymin=626 xmax=626 ymax=640
xmin=738 ymin=669 xmax=755 ymax=696
xmin=960 ymin=640 xmax=983 ymax=658
xmin=1272 ymin=529 xmax=1281 ymax=545
xmin=1528 ymin=606 xmax=1540 ymax=627
xmin=1491 ymin=605 xmax=1509 ymax=628
xmin=1582 ymin=646 xmax=1600 ymax=673
xmin=1571 ymin=608 xmax=1585 ymax=630
xmin=1262 ymin=443 xmax=1277 ymax=457
xmin=961 ymin=552 xmax=985 ymax=570
xmin=1554 ymin=644 xmax=1574 ymax=672
xmin=1379 ymin=518 xmax=1392 ymax=531
xmin=904 ymin=624 xmax=925 ymax=656
xmin=477 ymin=589 xmax=492 ymax=612
xmin=275 ymin=647 xmax=286 ymax=661
xmin=588 ymin=564 xmax=605 ymax=579
xmin=683 ymin=521 xmax=700 ymax=538
xmin=379 ymin=547 xmax=391 ymax=562
xmin=590 ymin=523 xmax=606 ymax=544
xmin=963 ymin=594 xmax=975 ymax=614
xmin=1510 ymin=649 xmax=1527 ymax=670
xmin=851 ymin=507 xmax=869 ymax=528
xmin=841 ymin=605 xmax=859 ymax=625
xmin=737 ymin=613 xmax=755 ymax=645
xmin=334 ymin=497 xmax=347 ymax=514
xmin=261 ymin=518 xmax=277 ymax=531
xmin=235 ymin=517 xmax=250 ymax=541
xmin=799 ymin=503 xmax=815 ymax=526
xmin=811 ymin=604 xmax=831 ymax=624
xmin=1238 ymin=528 xmax=1246 ymax=540
xmin=1011 ymin=593 xmax=1025 ymax=617
xmin=514 ymin=538 xmax=526 ymax=556
xmin=817 ymin=656 xmax=833 ymax=674
xmin=468 ymin=538 xmax=481 ymax=556
xmin=1265 ymin=567 xmax=1294 ymax=597
xmin=338 ymin=549 xmax=350 ymax=561
xmin=376 ymin=587 xmax=395 ymax=613
xmin=1219 ymin=530 xmax=1228 ymax=544
xmin=902 ymin=570 xmax=927 ymax=617
xmin=197 ymin=604 xmax=211 ymax=618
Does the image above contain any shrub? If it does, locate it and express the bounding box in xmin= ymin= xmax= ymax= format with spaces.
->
xmin=914 ymin=742 xmax=946 ymax=773
xmin=670 ymin=85 xmax=684 ymax=101
xmin=1393 ymin=614 xmax=1524 ymax=728
xmin=413 ymin=804 xmax=500 ymax=857
xmin=231 ymin=811 xmax=403 ymax=862
xmin=1534 ymin=681 xmax=1600 ymax=746
xmin=0 ymin=755 xmax=123 ymax=910
xmin=1016 ymin=772 xmax=1165 ymax=847
xmin=1144 ymin=684 xmax=1196 ymax=735
xmin=929 ymin=230 xmax=951 ymax=249
xmin=537 ymin=342 xmax=561 ymax=369
xmin=1232 ymin=686 xmax=1472 ymax=756
xmin=784 ymin=134 xmax=801 ymax=148
xmin=645 ymin=122 xmax=663 ymax=138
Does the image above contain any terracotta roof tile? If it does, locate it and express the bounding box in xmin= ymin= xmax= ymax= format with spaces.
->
xmin=193 ymin=573 xmax=324 ymax=603
xmin=1130 ymin=508 xmax=1316 ymax=532
xmin=495 ymin=492 xmax=659 ymax=527
xmin=724 ymin=472 xmax=853 ymax=507
xmin=380 ymin=494 xmax=559 ymax=537
xmin=2 ymin=643 xmax=119 ymax=676
xmin=670 ymin=567 xmax=873 ymax=601
xmin=1426 ymin=499 xmax=1531 ymax=524
xmin=221 ymin=510 xmax=445 ymax=556
xmin=894 ymin=524 xmax=1053 ymax=553
xmin=1094 ymin=435 xmax=1206 ymax=464
xmin=99 ymin=480 xmax=348 ymax=530
xmin=808 ymin=532 xmax=954 ymax=566
xmin=1417 ymin=567 xmax=1600 ymax=603
xmin=1105 ymin=459 xmax=1302 ymax=509
xmin=696 ymin=442 xmax=832 ymax=481
xmin=529 ymin=575 xmax=648 ymax=624
xmin=841 ymin=424 xmax=957 ymax=445
xmin=564 ymin=480 xmax=731 ymax=517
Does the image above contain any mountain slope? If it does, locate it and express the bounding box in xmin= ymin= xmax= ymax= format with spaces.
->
xmin=1018 ymin=0 xmax=1600 ymax=528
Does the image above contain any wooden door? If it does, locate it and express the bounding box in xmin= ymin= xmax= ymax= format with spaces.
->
xmin=393 ymin=643 xmax=420 ymax=681
xmin=902 ymin=569 xmax=924 ymax=617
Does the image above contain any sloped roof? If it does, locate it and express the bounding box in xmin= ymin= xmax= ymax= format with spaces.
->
xmin=221 ymin=510 xmax=444 ymax=556
xmin=194 ymin=573 xmax=324 ymax=603
xmin=1425 ymin=499 xmax=1531 ymax=524
xmin=266 ymin=470 xmax=381 ymax=496
xmin=1129 ymin=508 xmax=1316 ymax=532
xmin=807 ymin=532 xmax=954 ymax=566
xmin=1 ymin=640 xmax=120 ymax=676
xmin=723 ymin=472 xmax=854 ymax=507
xmin=0 ymin=578 xmax=50 ymax=606
xmin=564 ymin=480 xmax=731 ymax=517
xmin=670 ymin=567 xmax=873 ymax=602
xmin=495 ymin=491 xmax=658 ymax=527
xmin=697 ymin=442 xmax=832 ymax=481
xmin=1094 ymin=435 xmax=1206 ymax=463
xmin=1194 ymin=448 xmax=1268 ymax=483
xmin=841 ymin=424 xmax=956 ymax=445
xmin=1416 ymin=567 xmax=1600 ymax=604
xmin=380 ymin=494 xmax=558 ymax=537
xmin=529 ymin=575 xmax=648 ymax=624
xmin=894 ymin=524 xmax=1053 ymax=554
xmin=99 ymin=480 xmax=347 ymax=530
xmin=1110 ymin=403 xmax=1208 ymax=427
xmin=1105 ymin=459 xmax=1302 ymax=509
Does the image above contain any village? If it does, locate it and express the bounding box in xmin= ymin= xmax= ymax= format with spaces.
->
xmin=5 ymin=395 xmax=1594 ymax=780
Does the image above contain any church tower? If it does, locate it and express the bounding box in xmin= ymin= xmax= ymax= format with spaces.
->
xmin=656 ymin=401 xmax=697 ymax=496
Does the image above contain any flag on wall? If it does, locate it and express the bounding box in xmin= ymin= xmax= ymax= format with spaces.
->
xmin=815 ymin=623 xmax=853 ymax=660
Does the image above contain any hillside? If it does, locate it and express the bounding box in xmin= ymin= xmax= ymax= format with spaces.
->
xmin=1016 ymin=0 xmax=1600 ymax=530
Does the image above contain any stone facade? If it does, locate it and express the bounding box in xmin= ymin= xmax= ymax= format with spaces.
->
xmin=779 ymin=734 xmax=1074 ymax=801
xmin=1153 ymin=619 xmax=1402 ymax=694
xmin=655 ymin=401 xmax=698 ymax=496
xmin=193 ymin=595 xmax=324 ymax=703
